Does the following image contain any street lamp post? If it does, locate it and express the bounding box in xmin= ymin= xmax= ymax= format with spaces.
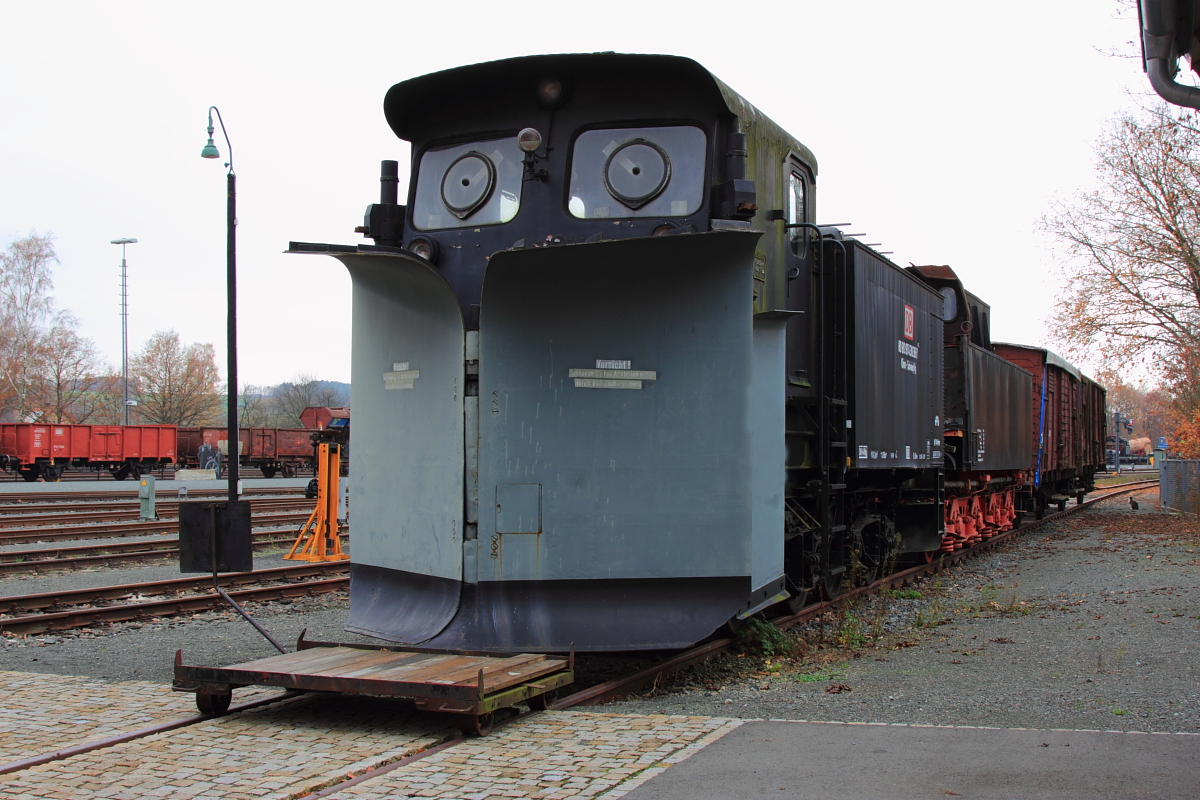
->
xmin=200 ymin=107 xmax=239 ymax=503
xmin=109 ymin=238 xmax=137 ymax=426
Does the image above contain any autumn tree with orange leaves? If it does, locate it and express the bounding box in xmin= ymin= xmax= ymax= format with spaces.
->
xmin=1042 ymin=103 xmax=1200 ymax=455
xmin=128 ymin=330 xmax=221 ymax=425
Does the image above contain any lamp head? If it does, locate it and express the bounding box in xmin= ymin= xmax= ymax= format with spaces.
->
xmin=201 ymin=111 xmax=220 ymax=158
xmin=201 ymin=132 xmax=220 ymax=159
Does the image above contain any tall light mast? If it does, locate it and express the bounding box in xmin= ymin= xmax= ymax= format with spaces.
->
xmin=110 ymin=238 xmax=138 ymax=425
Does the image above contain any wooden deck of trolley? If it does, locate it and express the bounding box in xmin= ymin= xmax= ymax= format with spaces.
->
xmin=173 ymin=634 xmax=574 ymax=721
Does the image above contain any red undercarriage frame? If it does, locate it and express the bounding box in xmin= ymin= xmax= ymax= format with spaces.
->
xmin=940 ymin=472 xmax=1029 ymax=552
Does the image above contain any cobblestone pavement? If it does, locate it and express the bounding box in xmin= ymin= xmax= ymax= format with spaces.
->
xmin=4 ymin=690 xmax=456 ymax=799
xmin=336 ymin=713 xmax=743 ymax=800
xmin=1 ymin=667 xmax=743 ymax=800
xmin=0 ymin=670 xmax=271 ymax=763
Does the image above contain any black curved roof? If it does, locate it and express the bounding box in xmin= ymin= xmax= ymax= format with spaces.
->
xmin=382 ymin=52 xmax=817 ymax=171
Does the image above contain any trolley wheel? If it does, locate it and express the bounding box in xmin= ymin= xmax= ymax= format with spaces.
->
xmin=281 ymin=463 xmax=296 ymax=479
xmin=43 ymin=466 xmax=61 ymax=482
xmin=196 ymin=691 xmax=232 ymax=715
xmin=21 ymin=469 xmax=38 ymax=482
xmin=459 ymin=712 xmax=494 ymax=736
xmin=527 ymin=690 xmax=558 ymax=711
xmin=1076 ymin=490 xmax=1086 ymax=505
xmin=112 ymin=464 xmax=132 ymax=481
xmin=1057 ymin=498 xmax=1067 ymax=512
xmin=261 ymin=465 xmax=277 ymax=479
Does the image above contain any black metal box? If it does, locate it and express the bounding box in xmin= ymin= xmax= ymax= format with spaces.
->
xmin=178 ymin=500 xmax=253 ymax=573
xmin=944 ymin=342 xmax=1033 ymax=471
xmin=846 ymin=244 xmax=945 ymax=470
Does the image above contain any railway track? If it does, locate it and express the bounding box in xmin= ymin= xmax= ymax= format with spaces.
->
xmin=0 ymin=497 xmax=310 ymax=529
xmin=0 ymin=485 xmax=303 ymax=506
xmin=0 ymin=563 xmax=349 ymax=636
xmin=0 ymin=528 xmax=345 ymax=575
xmin=552 ymin=479 xmax=1162 ymax=708
xmin=0 ymin=499 xmax=313 ymax=538
xmin=0 ymin=480 xmax=1164 ymax=782
xmin=0 ymin=506 xmax=315 ymax=548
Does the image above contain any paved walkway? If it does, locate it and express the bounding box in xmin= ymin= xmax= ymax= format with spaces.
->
xmin=622 ymin=720 xmax=1200 ymax=800
xmin=2 ymin=671 xmax=1196 ymax=799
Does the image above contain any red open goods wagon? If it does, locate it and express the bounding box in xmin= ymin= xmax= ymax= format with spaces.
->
xmin=0 ymin=423 xmax=177 ymax=482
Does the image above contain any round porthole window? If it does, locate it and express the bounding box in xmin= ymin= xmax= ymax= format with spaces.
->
xmin=603 ymin=138 xmax=670 ymax=209
xmin=441 ymin=151 xmax=496 ymax=219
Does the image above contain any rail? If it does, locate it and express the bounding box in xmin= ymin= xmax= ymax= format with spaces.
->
xmin=0 ymin=563 xmax=349 ymax=635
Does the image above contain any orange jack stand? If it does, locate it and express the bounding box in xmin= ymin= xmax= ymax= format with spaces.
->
xmin=285 ymin=443 xmax=349 ymax=562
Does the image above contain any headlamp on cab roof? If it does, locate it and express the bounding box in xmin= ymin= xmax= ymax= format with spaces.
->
xmin=518 ymin=128 xmax=543 ymax=153
xmin=537 ymin=77 xmax=564 ymax=107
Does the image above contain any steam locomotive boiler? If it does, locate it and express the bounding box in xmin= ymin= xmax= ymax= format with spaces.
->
xmin=289 ymin=53 xmax=1104 ymax=652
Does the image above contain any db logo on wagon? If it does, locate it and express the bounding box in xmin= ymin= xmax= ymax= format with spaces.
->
xmin=903 ymin=304 xmax=915 ymax=341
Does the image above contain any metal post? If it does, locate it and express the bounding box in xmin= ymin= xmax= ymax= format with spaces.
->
xmin=226 ymin=170 xmax=239 ymax=504
xmin=121 ymin=253 xmax=128 ymax=424
xmin=200 ymin=107 xmax=238 ymax=504
xmin=110 ymin=238 xmax=137 ymax=425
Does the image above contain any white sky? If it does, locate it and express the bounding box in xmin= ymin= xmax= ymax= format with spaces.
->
xmin=0 ymin=1 xmax=1149 ymax=385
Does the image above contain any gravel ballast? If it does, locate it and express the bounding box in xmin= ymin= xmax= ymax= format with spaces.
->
xmin=602 ymin=488 xmax=1200 ymax=734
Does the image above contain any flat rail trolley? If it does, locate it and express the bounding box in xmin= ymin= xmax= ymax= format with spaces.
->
xmin=173 ymin=633 xmax=574 ymax=735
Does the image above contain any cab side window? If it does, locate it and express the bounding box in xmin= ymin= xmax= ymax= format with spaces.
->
xmin=785 ymin=170 xmax=806 ymax=256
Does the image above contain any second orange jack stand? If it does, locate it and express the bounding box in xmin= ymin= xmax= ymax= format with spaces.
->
xmin=285 ymin=443 xmax=349 ymax=562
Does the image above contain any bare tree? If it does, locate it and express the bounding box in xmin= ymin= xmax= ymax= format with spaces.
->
xmin=86 ymin=373 xmax=127 ymax=425
xmin=313 ymin=382 xmax=348 ymax=408
xmin=1042 ymin=102 xmax=1200 ymax=440
xmin=40 ymin=316 xmax=110 ymax=423
xmin=238 ymin=383 xmax=288 ymax=428
xmin=0 ymin=232 xmax=59 ymax=420
xmin=129 ymin=330 xmax=221 ymax=425
xmin=271 ymin=374 xmax=326 ymax=429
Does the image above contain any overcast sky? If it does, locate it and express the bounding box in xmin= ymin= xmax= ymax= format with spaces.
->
xmin=0 ymin=1 xmax=1156 ymax=385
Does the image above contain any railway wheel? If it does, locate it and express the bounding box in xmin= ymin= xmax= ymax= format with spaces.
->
xmin=261 ymin=465 xmax=278 ymax=479
xmin=196 ymin=691 xmax=232 ymax=715
xmin=822 ymin=572 xmax=846 ymax=600
xmin=527 ymin=690 xmax=558 ymax=711
xmin=42 ymin=466 xmax=62 ymax=482
xmin=459 ymin=712 xmax=494 ymax=736
xmin=1057 ymin=498 xmax=1067 ymax=513
xmin=112 ymin=464 xmax=132 ymax=481
xmin=280 ymin=463 xmax=295 ymax=479
xmin=21 ymin=468 xmax=39 ymax=482
xmin=785 ymin=588 xmax=810 ymax=615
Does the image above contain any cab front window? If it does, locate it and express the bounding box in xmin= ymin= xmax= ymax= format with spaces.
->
xmin=568 ymin=125 xmax=707 ymax=220
xmin=412 ymin=137 xmax=523 ymax=230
